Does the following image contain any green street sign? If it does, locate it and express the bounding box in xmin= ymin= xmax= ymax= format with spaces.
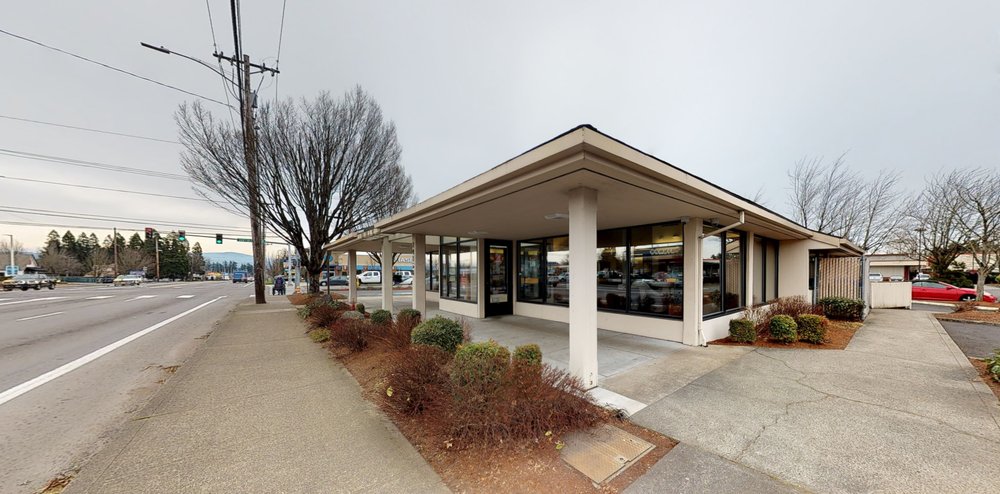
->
xmin=236 ymin=238 xmax=252 ymax=243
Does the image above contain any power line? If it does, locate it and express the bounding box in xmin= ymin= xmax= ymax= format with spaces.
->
xmin=0 ymin=221 xmax=282 ymax=243
xmin=0 ymin=148 xmax=189 ymax=181
xmin=0 ymin=27 xmax=232 ymax=108
xmin=0 ymin=206 xmax=253 ymax=232
xmin=0 ymin=114 xmax=179 ymax=144
xmin=0 ymin=176 xmax=211 ymax=202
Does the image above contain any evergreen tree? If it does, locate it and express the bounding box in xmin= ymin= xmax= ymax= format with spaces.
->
xmin=190 ymin=242 xmax=206 ymax=274
xmin=127 ymin=233 xmax=144 ymax=251
xmin=61 ymin=231 xmax=77 ymax=256
xmin=42 ymin=230 xmax=62 ymax=256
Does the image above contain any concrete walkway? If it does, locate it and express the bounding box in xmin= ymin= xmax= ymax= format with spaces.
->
xmin=66 ymin=297 xmax=447 ymax=493
xmin=629 ymin=309 xmax=1000 ymax=492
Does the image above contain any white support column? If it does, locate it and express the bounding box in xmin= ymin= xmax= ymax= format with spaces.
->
xmin=413 ymin=234 xmax=426 ymax=314
xmin=381 ymin=237 xmax=394 ymax=311
xmin=348 ymin=250 xmax=358 ymax=304
xmin=745 ymin=232 xmax=755 ymax=306
xmin=682 ymin=218 xmax=703 ymax=346
xmin=568 ymin=187 xmax=598 ymax=389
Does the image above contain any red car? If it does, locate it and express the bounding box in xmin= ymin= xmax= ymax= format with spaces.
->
xmin=912 ymin=281 xmax=997 ymax=302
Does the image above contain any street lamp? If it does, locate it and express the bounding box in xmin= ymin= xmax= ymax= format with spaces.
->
xmin=915 ymin=227 xmax=926 ymax=278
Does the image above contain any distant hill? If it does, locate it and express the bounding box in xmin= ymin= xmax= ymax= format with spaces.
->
xmin=203 ymin=252 xmax=254 ymax=266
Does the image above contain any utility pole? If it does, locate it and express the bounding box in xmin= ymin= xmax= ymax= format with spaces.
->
xmin=155 ymin=232 xmax=161 ymax=281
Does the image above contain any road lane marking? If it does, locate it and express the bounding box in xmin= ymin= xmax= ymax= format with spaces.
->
xmin=0 ymin=295 xmax=228 ymax=407
xmin=0 ymin=297 xmax=68 ymax=307
xmin=86 ymin=296 xmax=115 ymax=300
xmin=16 ymin=312 xmax=65 ymax=321
xmin=177 ymin=295 xmax=194 ymax=299
xmin=124 ymin=295 xmax=157 ymax=302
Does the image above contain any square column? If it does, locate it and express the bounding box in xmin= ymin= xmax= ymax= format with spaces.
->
xmin=347 ymin=250 xmax=358 ymax=304
xmin=682 ymin=218 xmax=703 ymax=345
xmin=412 ymin=234 xmax=426 ymax=314
xmin=568 ymin=187 xmax=598 ymax=389
xmin=381 ymin=237 xmax=394 ymax=311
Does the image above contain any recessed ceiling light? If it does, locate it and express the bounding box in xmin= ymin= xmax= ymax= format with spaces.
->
xmin=544 ymin=213 xmax=569 ymax=220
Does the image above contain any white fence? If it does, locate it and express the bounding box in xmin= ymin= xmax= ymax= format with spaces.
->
xmin=870 ymin=281 xmax=912 ymax=309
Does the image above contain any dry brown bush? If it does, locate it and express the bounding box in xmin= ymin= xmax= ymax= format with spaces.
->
xmin=328 ymin=318 xmax=372 ymax=352
xmin=378 ymin=315 xmax=422 ymax=350
xmin=743 ymin=296 xmax=821 ymax=335
xmin=384 ymin=345 xmax=452 ymax=414
xmin=308 ymin=304 xmax=342 ymax=328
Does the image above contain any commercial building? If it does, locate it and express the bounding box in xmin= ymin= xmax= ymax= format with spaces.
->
xmin=327 ymin=125 xmax=861 ymax=387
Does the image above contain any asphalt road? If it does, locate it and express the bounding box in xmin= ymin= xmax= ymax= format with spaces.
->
xmin=938 ymin=320 xmax=1000 ymax=359
xmin=0 ymin=281 xmax=254 ymax=494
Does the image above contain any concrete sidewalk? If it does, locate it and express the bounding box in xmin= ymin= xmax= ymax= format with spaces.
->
xmin=66 ymin=297 xmax=447 ymax=493
xmin=628 ymin=309 xmax=1000 ymax=492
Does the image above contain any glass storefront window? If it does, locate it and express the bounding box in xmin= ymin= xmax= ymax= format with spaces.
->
xmin=459 ymin=238 xmax=478 ymax=303
xmin=702 ymin=235 xmax=723 ymax=315
xmin=441 ymin=237 xmax=458 ymax=299
xmin=752 ymin=237 xmax=778 ymax=304
xmin=545 ymin=236 xmax=570 ymax=306
xmin=425 ymin=250 xmax=438 ymax=292
xmin=518 ymin=242 xmax=544 ymax=302
xmin=724 ymin=231 xmax=742 ymax=310
xmin=630 ymin=223 xmax=683 ymax=316
xmin=596 ymin=228 xmax=627 ymax=310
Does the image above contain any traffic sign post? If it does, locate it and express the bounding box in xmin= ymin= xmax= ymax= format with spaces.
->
xmin=237 ymin=238 xmax=252 ymax=243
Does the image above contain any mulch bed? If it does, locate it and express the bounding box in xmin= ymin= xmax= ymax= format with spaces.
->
xmin=970 ymin=358 xmax=1000 ymax=402
xmin=936 ymin=310 xmax=1000 ymax=325
xmin=328 ymin=336 xmax=676 ymax=492
xmin=710 ymin=320 xmax=863 ymax=350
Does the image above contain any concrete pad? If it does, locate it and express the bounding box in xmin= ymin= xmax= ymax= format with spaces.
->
xmin=623 ymin=443 xmax=803 ymax=494
xmin=600 ymin=345 xmax=751 ymax=405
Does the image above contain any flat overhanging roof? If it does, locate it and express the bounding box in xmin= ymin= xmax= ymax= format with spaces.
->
xmin=331 ymin=125 xmax=862 ymax=255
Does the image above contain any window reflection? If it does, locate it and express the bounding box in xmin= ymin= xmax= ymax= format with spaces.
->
xmin=630 ymin=224 xmax=684 ymax=316
xmin=518 ymin=242 xmax=544 ymax=302
xmin=597 ymin=229 xmax=627 ymax=310
xmin=546 ymin=236 xmax=569 ymax=306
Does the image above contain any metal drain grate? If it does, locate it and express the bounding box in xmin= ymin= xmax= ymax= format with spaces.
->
xmin=560 ymin=424 xmax=654 ymax=485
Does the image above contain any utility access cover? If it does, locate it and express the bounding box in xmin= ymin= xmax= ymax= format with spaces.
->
xmin=560 ymin=424 xmax=654 ymax=485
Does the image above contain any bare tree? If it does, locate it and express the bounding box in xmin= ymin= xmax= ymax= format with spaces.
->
xmin=38 ymin=247 xmax=82 ymax=277
xmin=267 ymin=249 xmax=288 ymax=279
xmin=117 ymin=247 xmax=151 ymax=274
xmin=934 ymin=169 xmax=1000 ymax=300
xmin=83 ymin=248 xmax=112 ymax=277
xmin=787 ymin=154 xmax=909 ymax=252
xmin=178 ymin=87 xmax=415 ymax=293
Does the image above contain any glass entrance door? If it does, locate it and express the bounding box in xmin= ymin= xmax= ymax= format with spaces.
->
xmin=485 ymin=240 xmax=513 ymax=317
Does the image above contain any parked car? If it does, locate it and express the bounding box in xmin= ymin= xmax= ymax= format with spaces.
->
xmin=113 ymin=275 xmax=143 ymax=286
xmin=3 ymin=273 xmax=55 ymax=291
xmin=99 ymin=276 xmax=115 ymax=283
xmin=868 ymin=272 xmax=883 ymax=282
xmin=889 ymin=275 xmax=904 ymax=282
xmin=914 ymin=273 xmax=931 ymax=281
xmin=320 ymin=275 xmax=349 ymax=287
xmin=357 ymin=271 xmax=382 ymax=284
xmin=232 ymin=271 xmax=248 ymax=283
xmin=397 ymin=277 xmax=413 ymax=286
xmin=912 ymin=280 xmax=997 ymax=303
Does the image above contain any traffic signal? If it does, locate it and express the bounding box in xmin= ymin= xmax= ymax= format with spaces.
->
xmin=178 ymin=230 xmax=186 ymax=242
xmin=216 ymin=233 xmax=223 ymax=244
xmin=145 ymin=227 xmax=153 ymax=240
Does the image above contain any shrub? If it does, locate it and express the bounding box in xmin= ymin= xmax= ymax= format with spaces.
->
xmin=308 ymin=328 xmax=330 ymax=343
xmin=329 ymin=318 xmax=371 ymax=352
xmin=769 ymin=315 xmax=798 ymax=344
xmin=384 ymin=344 xmax=452 ymax=414
xmin=769 ymin=296 xmax=821 ymax=320
xmin=355 ymin=303 xmax=366 ymax=314
xmin=817 ymin=297 xmax=865 ymax=321
xmin=340 ymin=310 xmax=365 ymax=320
xmin=729 ymin=318 xmax=757 ymax=343
xmin=983 ymin=349 xmax=1000 ymax=383
xmin=795 ymin=314 xmax=828 ymax=344
xmin=411 ymin=316 xmax=465 ymax=353
xmin=309 ymin=304 xmax=342 ymax=328
xmin=513 ymin=344 xmax=542 ymax=367
xmin=370 ymin=309 xmax=393 ymax=325
xmin=397 ymin=308 xmax=422 ymax=326
xmin=451 ymin=340 xmax=511 ymax=388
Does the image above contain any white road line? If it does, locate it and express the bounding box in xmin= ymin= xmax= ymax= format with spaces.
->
xmin=176 ymin=295 xmax=194 ymax=299
xmin=124 ymin=295 xmax=156 ymax=302
xmin=0 ymin=298 xmax=11 ymax=302
xmin=85 ymin=296 xmax=115 ymax=300
xmin=16 ymin=312 xmax=65 ymax=322
xmin=0 ymin=295 xmax=228 ymax=406
xmin=0 ymin=297 xmax=68 ymax=307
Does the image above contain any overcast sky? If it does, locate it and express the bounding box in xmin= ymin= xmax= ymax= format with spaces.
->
xmin=2 ymin=0 xmax=998 ymax=255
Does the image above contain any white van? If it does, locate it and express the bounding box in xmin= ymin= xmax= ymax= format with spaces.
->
xmin=357 ymin=271 xmax=382 ymax=284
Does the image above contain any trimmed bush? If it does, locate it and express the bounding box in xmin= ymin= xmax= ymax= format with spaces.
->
xmin=451 ymin=340 xmax=511 ymax=388
xmin=385 ymin=344 xmax=452 ymax=414
xmin=983 ymin=349 xmax=1000 ymax=383
xmin=817 ymin=297 xmax=865 ymax=321
xmin=340 ymin=310 xmax=365 ymax=320
xmin=769 ymin=314 xmax=798 ymax=344
xmin=513 ymin=344 xmax=543 ymax=367
xmin=355 ymin=303 xmax=366 ymax=314
xmin=411 ymin=316 xmax=465 ymax=353
xmin=729 ymin=318 xmax=757 ymax=343
xmin=371 ymin=309 xmax=393 ymax=325
xmin=795 ymin=314 xmax=829 ymax=344
xmin=397 ymin=308 xmax=422 ymax=326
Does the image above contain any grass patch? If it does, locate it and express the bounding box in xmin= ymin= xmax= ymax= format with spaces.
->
xmin=308 ymin=328 xmax=331 ymax=343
